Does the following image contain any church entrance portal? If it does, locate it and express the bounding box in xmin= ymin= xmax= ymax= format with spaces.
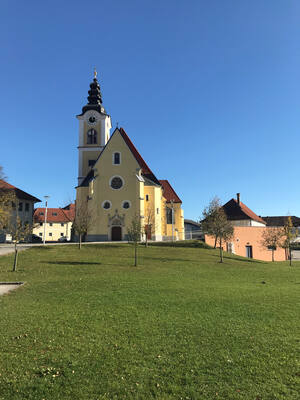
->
xmin=111 ymin=226 xmax=122 ymax=241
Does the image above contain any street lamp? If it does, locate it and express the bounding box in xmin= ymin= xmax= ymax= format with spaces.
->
xmin=171 ymin=199 xmax=174 ymax=242
xmin=43 ymin=195 xmax=50 ymax=245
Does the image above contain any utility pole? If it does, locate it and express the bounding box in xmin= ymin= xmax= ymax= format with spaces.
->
xmin=43 ymin=195 xmax=50 ymax=245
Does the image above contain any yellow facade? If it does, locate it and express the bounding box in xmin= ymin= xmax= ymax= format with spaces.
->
xmin=33 ymin=221 xmax=72 ymax=242
xmin=76 ymin=128 xmax=184 ymax=242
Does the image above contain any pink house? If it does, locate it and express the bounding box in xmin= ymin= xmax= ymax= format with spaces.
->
xmin=205 ymin=194 xmax=287 ymax=262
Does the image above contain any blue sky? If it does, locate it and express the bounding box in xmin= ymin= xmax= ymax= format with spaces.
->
xmin=1 ymin=0 xmax=299 ymax=220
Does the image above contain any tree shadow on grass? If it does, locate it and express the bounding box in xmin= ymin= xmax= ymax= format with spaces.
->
xmin=142 ymin=256 xmax=192 ymax=263
xmin=45 ymin=261 xmax=102 ymax=266
xmin=210 ymin=253 xmax=266 ymax=264
xmin=32 ymin=246 xmax=54 ymax=251
xmin=82 ymin=244 xmax=126 ymax=249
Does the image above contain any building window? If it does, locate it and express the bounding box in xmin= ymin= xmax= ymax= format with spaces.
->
xmin=88 ymin=160 xmax=96 ymax=167
xmin=157 ymin=208 xmax=159 ymax=214
xmin=267 ymin=246 xmax=276 ymax=251
xmin=87 ymin=129 xmax=97 ymax=144
xmin=61 ymin=233 xmax=64 ymax=236
xmin=110 ymin=176 xmax=124 ymax=190
xmin=49 ymin=223 xmax=53 ymax=226
xmin=246 ymin=245 xmax=253 ymax=258
xmin=39 ymin=233 xmax=42 ymax=237
xmin=102 ymin=200 xmax=112 ymax=210
xmin=146 ymin=195 xmax=149 ymax=201
xmin=122 ymin=201 xmax=131 ymax=209
xmin=52 ymin=212 xmax=57 ymax=216
xmin=49 ymin=233 xmax=52 ymax=237
xmin=61 ymin=223 xmax=64 ymax=227
xmin=40 ymin=222 xmax=43 ymax=226
xmin=18 ymin=202 xmax=23 ymax=211
xmin=25 ymin=203 xmax=30 ymax=212
xmin=113 ymin=152 xmax=121 ymax=165
xmin=39 ymin=212 xmax=44 ymax=216
xmin=166 ymin=208 xmax=174 ymax=224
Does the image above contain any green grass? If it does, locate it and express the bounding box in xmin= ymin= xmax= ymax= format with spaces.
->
xmin=0 ymin=244 xmax=299 ymax=400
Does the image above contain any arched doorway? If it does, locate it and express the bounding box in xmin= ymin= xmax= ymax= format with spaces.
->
xmin=111 ymin=226 xmax=122 ymax=241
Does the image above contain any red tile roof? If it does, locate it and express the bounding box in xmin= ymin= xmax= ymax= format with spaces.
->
xmin=0 ymin=179 xmax=41 ymax=202
xmin=34 ymin=205 xmax=75 ymax=223
xmin=159 ymin=180 xmax=182 ymax=203
xmin=62 ymin=203 xmax=75 ymax=221
xmin=222 ymin=198 xmax=266 ymax=224
xmin=119 ymin=128 xmax=161 ymax=185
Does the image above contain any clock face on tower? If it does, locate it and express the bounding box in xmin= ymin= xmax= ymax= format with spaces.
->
xmin=87 ymin=115 xmax=97 ymax=126
xmin=85 ymin=111 xmax=98 ymax=126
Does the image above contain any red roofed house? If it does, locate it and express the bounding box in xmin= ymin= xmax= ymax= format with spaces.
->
xmin=33 ymin=204 xmax=75 ymax=242
xmin=205 ymin=194 xmax=286 ymax=261
xmin=0 ymin=179 xmax=41 ymax=242
xmin=75 ymin=73 xmax=184 ymax=241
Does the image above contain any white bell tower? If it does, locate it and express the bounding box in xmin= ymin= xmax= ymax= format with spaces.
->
xmin=77 ymin=70 xmax=112 ymax=186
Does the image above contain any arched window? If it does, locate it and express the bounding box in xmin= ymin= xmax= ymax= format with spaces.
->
xmin=102 ymin=200 xmax=112 ymax=210
xmin=122 ymin=200 xmax=131 ymax=209
xmin=87 ymin=129 xmax=97 ymax=144
xmin=113 ymin=152 xmax=121 ymax=165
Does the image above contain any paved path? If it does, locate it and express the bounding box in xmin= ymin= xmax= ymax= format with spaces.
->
xmin=0 ymin=283 xmax=23 ymax=296
xmin=0 ymin=241 xmax=127 ymax=256
xmin=0 ymin=244 xmax=32 ymax=256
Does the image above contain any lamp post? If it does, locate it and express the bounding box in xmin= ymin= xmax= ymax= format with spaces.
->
xmin=171 ymin=199 xmax=174 ymax=242
xmin=43 ymin=195 xmax=50 ymax=245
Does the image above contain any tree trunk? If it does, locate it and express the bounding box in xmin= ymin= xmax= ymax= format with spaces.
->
xmin=219 ymin=238 xmax=223 ymax=263
xmin=272 ymin=249 xmax=274 ymax=262
xmin=289 ymin=245 xmax=292 ymax=266
xmin=134 ymin=243 xmax=137 ymax=267
xmin=13 ymin=243 xmax=18 ymax=272
xmin=214 ymin=236 xmax=217 ymax=249
xmin=79 ymin=234 xmax=82 ymax=250
xmin=145 ymin=231 xmax=148 ymax=248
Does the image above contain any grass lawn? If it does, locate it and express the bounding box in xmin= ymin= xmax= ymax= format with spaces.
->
xmin=0 ymin=244 xmax=299 ymax=400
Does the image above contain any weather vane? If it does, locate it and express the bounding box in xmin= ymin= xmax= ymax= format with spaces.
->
xmin=94 ymin=67 xmax=97 ymax=79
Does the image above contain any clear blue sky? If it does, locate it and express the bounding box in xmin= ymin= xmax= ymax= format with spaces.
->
xmin=1 ymin=0 xmax=299 ymax=220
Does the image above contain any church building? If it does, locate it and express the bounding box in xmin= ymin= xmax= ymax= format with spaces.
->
xmin=75 ymin=72 xmax=184 ymax=242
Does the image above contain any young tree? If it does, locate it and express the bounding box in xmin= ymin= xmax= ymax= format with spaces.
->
xmin=0 ymin=188 xmax=14 ymax=232
xmin=202 ymin=196 xmax=234 ymax=263
xmin=201 ymin=197 xmax=221 ymax=248
xmin=143 ymin=207 xmax=155 ymax=247
xmin=260 ymin=227 xmax=283 ymax=262
xmin=0 ymin=188 xmax=32 ymax=271
xmin=7 ymin=216 xmax=32 ymax=271
xmin=281 ymin=216 xmax=297 ymax=266
xmin=127 ymin=213 xmax=143 ymax=266
xmin=73 ymin=203 xmax=92 ymax=249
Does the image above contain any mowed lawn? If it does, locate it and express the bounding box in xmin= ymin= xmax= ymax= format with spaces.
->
xmin=0 ymin=244 xmax=299 ymax=400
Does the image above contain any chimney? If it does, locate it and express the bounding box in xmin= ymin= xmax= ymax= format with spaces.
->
xmin=236 ymin=193 xmax=240 ymax=204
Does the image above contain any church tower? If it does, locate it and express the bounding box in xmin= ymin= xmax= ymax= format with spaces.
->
xmin=77 ymin=70 xmax=112 ymax=185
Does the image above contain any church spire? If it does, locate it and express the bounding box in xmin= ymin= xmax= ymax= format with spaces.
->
xmin=82 ymin=69 xmax=105 ymax=114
